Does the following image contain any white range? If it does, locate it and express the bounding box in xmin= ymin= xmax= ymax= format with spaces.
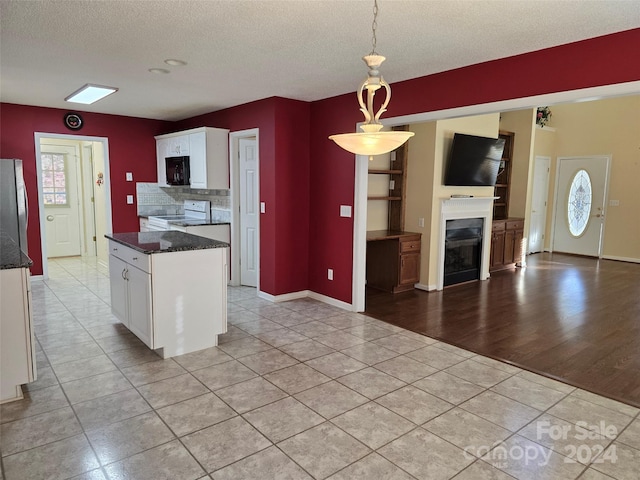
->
xmin=147 ymin=200 xmax=230 ymax=244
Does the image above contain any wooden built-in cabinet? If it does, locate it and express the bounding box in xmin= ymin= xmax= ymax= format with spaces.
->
xmin=366 ymin=231 xmax=421 ymax=293
xmin=366 ymin=126 xmax=421 ymax=292
xmin=493 ymin=131 xmax=514 ymax=221
xmin=490 ymin=218 xmax=524 ymax=272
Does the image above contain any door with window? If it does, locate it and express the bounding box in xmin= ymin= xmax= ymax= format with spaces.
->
xmin=42 ymin=147 xmax=82 ymax=258
xmin=552 ymin=156 xmax=609 ymax=257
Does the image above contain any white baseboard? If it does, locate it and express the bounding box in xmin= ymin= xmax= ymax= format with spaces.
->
xmin=30 ymin=275 xmax=44 ymax=281
xmin=308 ymin=291 xmax=354 ymax=311
xmin=257 ymin=289 xmax=354 ymax=311
xmin=258 ymin=290 xmax=310 ymax=303
xmin=602 ymin=255 xmax=640 ymax=264
xmin=415 ymin=283 xmax=437 ymax=291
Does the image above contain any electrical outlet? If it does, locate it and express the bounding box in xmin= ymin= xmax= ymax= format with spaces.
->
xmin=125 ymin=172 xmax=133 ymax=181
xmin=389 ymin=180 xmax=395 ymax=190
xmin=126 ymin=195 xmax=134 ymax=204
xmin=418 ymin=217 xmax=425 ymax=228
xmin=328 ymin=269 xmax=333 ymax=280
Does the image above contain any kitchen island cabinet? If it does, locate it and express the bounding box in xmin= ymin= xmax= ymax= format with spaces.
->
xmin=1 ymin=235 xmax=36 ymax=403
xmin=107 ymin=231 xmax=229 ymax=358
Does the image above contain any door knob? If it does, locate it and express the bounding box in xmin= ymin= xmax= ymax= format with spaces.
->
xmin=46 ymin=215 xmax=54 ymax=221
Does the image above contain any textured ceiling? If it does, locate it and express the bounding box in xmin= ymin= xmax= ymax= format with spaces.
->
xmin=1 ymin=0 xmax=639 ymax=121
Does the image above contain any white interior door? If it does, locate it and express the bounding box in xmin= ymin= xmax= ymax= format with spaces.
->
xmin=239 ymin=138 xmax=258 ymax=287
xmin=528 ymin=156 xmax=551 ymax=253
xmin=42 ymin=146 xmax=82 ymax=258
xmin=552 ymin=156 xmax=609 ymax=257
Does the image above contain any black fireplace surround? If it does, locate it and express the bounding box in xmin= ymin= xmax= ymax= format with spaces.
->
xmin=444 ymin=218 xmax=483 ymax=286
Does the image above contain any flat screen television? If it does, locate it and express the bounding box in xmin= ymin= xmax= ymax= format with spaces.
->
xmin=444 ymin=133 xmax=506 ymax=186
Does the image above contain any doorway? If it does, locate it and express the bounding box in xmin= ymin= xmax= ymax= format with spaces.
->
xmin=35 ymin=133 xmax=113 ymax=279
xmin=552 ymin=156 xmax=610 ymax=257
xmin=229 ymin=129 xmax=260 ymax=289
xmin=528 ymin=156 xmax=551 ymax=254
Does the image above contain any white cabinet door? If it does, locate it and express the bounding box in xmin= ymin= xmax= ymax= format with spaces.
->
xmin=126 ymin=265 xmax=153 ymax=348
xmin=206 ymin=128 xmax=229 ymax=190
xmin=156 ymin=138 xmax=170 ymax=187
xmin=169 ymin=135 xmax=189 ymax=156
xmin=189 ymin=132 xmax=207 ymax=189
xmin=108 ymin=255 xmax=128 ymax=326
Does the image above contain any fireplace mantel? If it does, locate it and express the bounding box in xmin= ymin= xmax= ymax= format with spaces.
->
xmin=436 ymin=196 xmax=497 ymax=290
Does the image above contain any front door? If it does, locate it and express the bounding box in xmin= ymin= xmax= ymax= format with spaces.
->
xmin=239 ymin=137 xmax=258 ymax=287
xmin=552 ymin=156 xmax=609 ymax=257
xmin=528 ymin=156 xmax=551 ymax=254
xmin=42 ymin=146 xmax=82 ymax=258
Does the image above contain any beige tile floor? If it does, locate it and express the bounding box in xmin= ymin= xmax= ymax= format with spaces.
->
xmin=1 ymin=256 xmax=639 ymax=479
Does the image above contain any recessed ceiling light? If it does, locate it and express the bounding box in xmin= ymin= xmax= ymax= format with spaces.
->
xmin=65 ymin=84 xmax=118 ymax=104
xmin=164 ymin=59 xmax=187 ymax=66
xmin=149 ymin=68 xmax=170 ymax=74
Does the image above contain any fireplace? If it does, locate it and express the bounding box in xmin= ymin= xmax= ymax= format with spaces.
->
xmin=444 ymin=218 xmax=483 ymax=286
xmin=436 ymin=197 xmax=496 ymax=290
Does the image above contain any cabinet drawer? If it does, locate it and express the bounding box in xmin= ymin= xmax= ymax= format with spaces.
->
xmin=492 ymin=221 xmax=506 ymax=232
xmin=506 ymin=219 xmax=524 ymax=230
xmin=400 ymin=240 xmax=421 ymax=253
xmin=108 ymin=241 xmax=151 ymax=273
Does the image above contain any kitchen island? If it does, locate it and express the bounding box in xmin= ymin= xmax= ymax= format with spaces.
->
xmin=106 ymin=231 xmax=229 ymax=358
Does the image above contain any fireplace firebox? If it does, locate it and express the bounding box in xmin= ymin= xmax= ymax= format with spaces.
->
xmin=444 ymin=218 xmax=483 ymax=286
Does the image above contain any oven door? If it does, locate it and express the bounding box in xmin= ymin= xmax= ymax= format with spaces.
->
xmin=165 ymin=156 xmax=190 ymax=186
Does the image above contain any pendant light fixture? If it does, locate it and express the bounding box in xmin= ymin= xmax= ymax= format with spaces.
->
xmin=329 ymin=0 xmax=414 ymax=160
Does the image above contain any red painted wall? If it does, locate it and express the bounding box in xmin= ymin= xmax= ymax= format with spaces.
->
xmin=0 ymin=103 xmax=170 ymax=275
xmin=175 ymin=97 xmax=311 ymax=296
xmin=308 ymin=28 xmax=640 ymax=303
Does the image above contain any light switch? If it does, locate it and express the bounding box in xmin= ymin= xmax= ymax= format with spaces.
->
xmin=126 ymin=195 xmax=134 ymax=204
xmin=260 ymin=202 xmax=266 ymax=213
xmin=418 ymin=217 xmax=425 ymax=228
xmin=609 ymin=199 xmax=620 ymax=206
xmin=126 ymin=172 xmax=133 ymax=181
xmin=340 ymin=205 xmax=352 ymax=218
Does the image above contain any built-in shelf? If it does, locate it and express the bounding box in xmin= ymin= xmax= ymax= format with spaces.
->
xmin=368 ymin=169 xmax=403 ymax=175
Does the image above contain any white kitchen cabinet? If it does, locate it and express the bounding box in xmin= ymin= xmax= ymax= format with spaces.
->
xmin=155 ymin=127 xmax=229 ymax=190
xmin=108 ymin=252 xmax=152 ymax=347
xmin=1 ymin=267 xmax=36 ymax=403
xmin=108 ymin=238 xmax=227 ymax=358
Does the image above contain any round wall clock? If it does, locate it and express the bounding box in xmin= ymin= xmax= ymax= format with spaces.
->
xmin=63 ymin=112 xmax=83 ymax=130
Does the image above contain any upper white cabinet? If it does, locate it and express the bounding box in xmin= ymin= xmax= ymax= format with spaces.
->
xmin=155 ymin=127 xmax=229 ymax=189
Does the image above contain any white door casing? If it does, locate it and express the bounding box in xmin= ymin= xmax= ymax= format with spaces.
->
xmin=529 ymin=156 xmax=551 ymax=254
xmin=81 ymin=144 xmax=97 ymax=257
xmin=42 ymin=145 xmax=82 ymax=258
xmin=239 ymin=137 xmax=258 ymax=287
xmin=552 ymin=156 xmax=610 ymax=257
xmin=35 ymin=132 xmax=113 ymax=280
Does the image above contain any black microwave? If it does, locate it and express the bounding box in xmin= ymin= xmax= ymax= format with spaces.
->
xmin=165 ymin=156 xmax=190 ymax=186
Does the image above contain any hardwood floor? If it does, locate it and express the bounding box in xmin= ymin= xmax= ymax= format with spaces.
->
xmin=365 ymin=252 xmax=640 ymax=408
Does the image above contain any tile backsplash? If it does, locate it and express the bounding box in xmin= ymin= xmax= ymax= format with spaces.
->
xmin=136 ymin=182 xmax=231 ymax=222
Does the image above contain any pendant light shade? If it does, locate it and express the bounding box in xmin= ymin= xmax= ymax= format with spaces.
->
xmin=329 ymin=130 xmax=414 ymax=156
xmin=329 ymin=1 xmax=414 ymax=158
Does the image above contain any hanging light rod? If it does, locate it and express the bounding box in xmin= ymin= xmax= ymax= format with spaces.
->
xmin=329 ymin=0 xmax=414 ymax=159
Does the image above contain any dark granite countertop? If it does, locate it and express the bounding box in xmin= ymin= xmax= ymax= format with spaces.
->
xmin=168 ymin=220 xmax=231 ymax=227
xmin=0 ymin=232 xmax=33 ymax=270
xmin=106 ymin=231 xmax=229 ymax=254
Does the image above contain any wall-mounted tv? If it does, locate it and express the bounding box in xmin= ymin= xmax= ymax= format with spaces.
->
xmin=444 ymin=133 xmax=506 ymax=186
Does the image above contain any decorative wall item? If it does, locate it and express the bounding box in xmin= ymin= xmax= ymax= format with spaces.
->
xmin=536 ymin=106 xmax=552 ymax=127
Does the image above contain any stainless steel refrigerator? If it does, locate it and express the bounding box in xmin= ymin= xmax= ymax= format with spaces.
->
xmin=0 ymin=158 xmax=29 ymax=254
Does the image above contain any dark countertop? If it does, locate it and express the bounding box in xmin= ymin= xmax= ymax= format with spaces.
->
xmin=106 ymin=231 xmax=229 ymax=254
xmin=366 ymin=230 xmax=422 ymax=241
xmin=168 ymin=220 xmax=230 ymax=227
xmin=0 ymin=232 xmax=33 ymax=270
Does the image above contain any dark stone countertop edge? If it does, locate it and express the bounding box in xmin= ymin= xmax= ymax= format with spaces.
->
xmin=105 ymin=232 xmax=229 ymax=255
xmin=167 ymin=220 xmax=231 ymax=227
xmin=1 ymin=234 xmax=33 ymax=270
